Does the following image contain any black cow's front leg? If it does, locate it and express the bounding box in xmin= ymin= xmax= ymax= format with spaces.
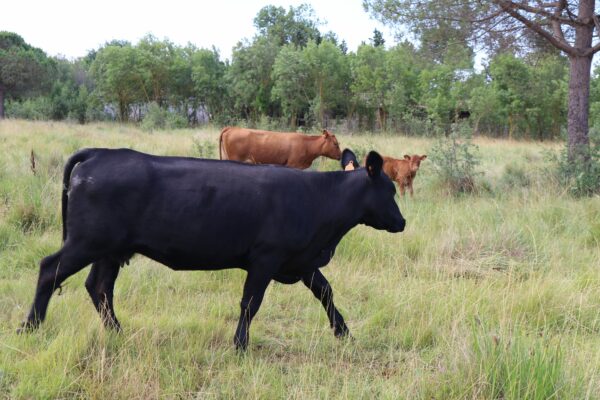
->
xmin=302 ymin=270 xmax=350 ymax=338
xmin=234 ymin=267 xmax=273 ymax=351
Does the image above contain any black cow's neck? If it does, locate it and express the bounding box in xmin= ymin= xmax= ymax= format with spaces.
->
xmin=314 ymin=171 xmax=367 ymax=236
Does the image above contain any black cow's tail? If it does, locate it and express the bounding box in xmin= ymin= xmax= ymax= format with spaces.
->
xmin=61 ymin=149 xmax=95 ymax=242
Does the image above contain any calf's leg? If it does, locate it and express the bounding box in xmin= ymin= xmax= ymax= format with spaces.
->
xmin=85 ymin=259 xmax=121 ymax=331
xmin=234 ymin=267 xmax=273 ymax=351
xmin=302 ymin=270 xmax=350 ymax=338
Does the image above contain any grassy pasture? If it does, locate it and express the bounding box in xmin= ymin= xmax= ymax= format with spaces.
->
xmin=0 ymin=120 xmax=599 ymax=399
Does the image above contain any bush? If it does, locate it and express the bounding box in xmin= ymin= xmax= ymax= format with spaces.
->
xmin=555 ymin=129 xmax=600 ymax=196
xmin=141 ymin=102 xmax=188 ymax=131
xmin=500 ymin=164 xmax=531 ymax=189
xmin=429 ymin=122 xmax=481 ymax=194
xmin=5 ymin=97 xmax=53 ymax=120
xmin=193 ymin=137 xmax=217 ymax=159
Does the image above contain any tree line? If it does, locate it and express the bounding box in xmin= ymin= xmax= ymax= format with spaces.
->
xmin=2 ymin=3 xmax=600 ymax=141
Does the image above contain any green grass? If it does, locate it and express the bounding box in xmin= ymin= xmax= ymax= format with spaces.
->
xmin=0 ymin=120 xmax=599 ymax=399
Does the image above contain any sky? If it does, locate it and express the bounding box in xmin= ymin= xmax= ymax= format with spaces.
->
xmin=1 ymin=0 xmax=397 ymax=61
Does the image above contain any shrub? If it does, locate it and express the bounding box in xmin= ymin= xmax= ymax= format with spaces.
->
xmin=142 ymin=103 xmax=188 ymax=131
xmin=429 ymin=122 xmax=481 ymax=194
xmin=500 ymin=163 xmax=531 ymax=189
xmin=193 ymin=137 xmax=217 ymax=159
xmin=350 ymin=140 xmax=376 ymax=166
xmin=5 ymin=97 xmax=53 ymax=120
xmin=555 ymin=128 xmax=600 ymax=196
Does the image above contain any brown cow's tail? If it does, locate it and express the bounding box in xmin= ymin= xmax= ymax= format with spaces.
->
xmin=61 ymin=148 xmax=95 ymax=242
xmin=219 ymin=126 xmax=231 ymax=160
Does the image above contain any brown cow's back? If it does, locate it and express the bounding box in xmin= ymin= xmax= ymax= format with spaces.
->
xmin=219 ymin=127 xmax=341 ymax=169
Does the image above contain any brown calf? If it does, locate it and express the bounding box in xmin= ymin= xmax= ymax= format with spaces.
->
xmin=382 ymin=155 xmax=427 ymax=197
xmin=219 ymin=127 xmax=342 ymax=169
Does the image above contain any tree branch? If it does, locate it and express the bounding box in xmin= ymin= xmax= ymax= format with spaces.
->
xmin=506 ymin=1 xmax=585 ymax=26
xmin=583 ymin=40 xmax=600 ymax=56
xmin=495 ymin=0 xmax=577 ymax=55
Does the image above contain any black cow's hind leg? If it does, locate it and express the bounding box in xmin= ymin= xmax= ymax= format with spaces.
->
xmin=234 ymin=267 xmax=273 ymax=351
xmin=85 ymin=259 xmax=121 ymax=331
xmin=19 ymin=246 xmax=94 ymax=333
xmin=302 ymin=270 xmax=350 ymax=338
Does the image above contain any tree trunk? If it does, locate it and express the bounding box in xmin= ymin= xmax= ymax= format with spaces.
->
xmin=566 ymin=0 xmax=594 ymax=163
xmin=118 ymin=99 xmax=128 ymax=122
xmin=567 ymin=55 xmax=592 ymax=163
xmin=0 ymin=86 xmax=5 ymax=119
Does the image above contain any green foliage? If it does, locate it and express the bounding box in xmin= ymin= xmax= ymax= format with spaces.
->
xmin=254 ymin=4 xmax=321 ymax=47
xmin=192 ymin=137 xmax=217 ymax=159
xmin=0 ymin=32 xmax=53 ymax=117
xmin=0 ymin=13 xmax=573 ymax=139
xmin=5 ymin=96 xmax=52 ymax=120
xmin=227 ymin=36 xmax=280 ymax=121
xmin=271 ymin=44 xmax=311 ymax=126
xmin=90 ymin=44 xmax=149 ymax=121
xmin=303 ymin=39 xmax=350 ymax=127
xmin=371 ymin=29 xmax=385 ymax=47
xmin=500 ymin=163 xmax=531 ymax=189
xmin=141 ymin=102 xmax=187 ymax=131
xmin=191 ymin=47 xmax=227 ymax=119
xmin=555 ymin=129 xmax=600 ymax=196
xmin=429 ymin=123 xmax=481 ymax=194
xmin=351 ymin=44 xmax=388 ymax=129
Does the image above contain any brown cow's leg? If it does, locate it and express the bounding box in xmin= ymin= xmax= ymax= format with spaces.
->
xmin=234 ymin=267 xmax=273 ymax=350
xmin=85 ymin=259 xmax=121 ymax=331
xmin=302 ymin=270 xmax=350 ymax=338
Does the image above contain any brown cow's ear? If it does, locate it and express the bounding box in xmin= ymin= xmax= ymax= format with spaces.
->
xmin=404 ymin=155 xmax=411 ymax=160
xmin=322 ymin=129 xmax=329 ymax=136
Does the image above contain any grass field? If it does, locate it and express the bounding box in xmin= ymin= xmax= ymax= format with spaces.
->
xmin=1 ymin=120 xmax=599 ymax=399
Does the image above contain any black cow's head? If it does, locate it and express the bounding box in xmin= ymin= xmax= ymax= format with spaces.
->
xmin=360 ymin=151 xmax=406 ymax=233
xmin=341 ymin=148 xmax=359 ymax=171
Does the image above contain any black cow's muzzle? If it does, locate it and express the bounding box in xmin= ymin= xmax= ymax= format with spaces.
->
xmin=388 ymin=218 xmax=406 ymax=233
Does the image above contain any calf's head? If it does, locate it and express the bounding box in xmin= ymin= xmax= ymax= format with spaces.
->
xmin=360 ymin=151 xmax=406 ymax=233
xmin=321 ymin=130 xmax=342 ymax=160
xmin=404 ymin=154 xmax=427 ymax=172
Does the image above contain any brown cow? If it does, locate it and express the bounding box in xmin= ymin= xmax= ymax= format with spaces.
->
xmin=219 ymin=127 xmax=342 ymax=169
xmin=382 ymin=154 xmax=427 ymax=197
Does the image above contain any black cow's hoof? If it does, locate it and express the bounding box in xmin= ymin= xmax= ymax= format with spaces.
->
xmin=104 ymin=320 xmax=122 ymax=333
xmin=234 ymin=338 xmax=248 ymax=352
xmin=334 ymin=325 xmax=352 ymax=339
xmin=16 ymin=321 xmax=36 ymax=334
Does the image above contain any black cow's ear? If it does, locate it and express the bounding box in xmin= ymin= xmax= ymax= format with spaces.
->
xmin=366 ymin=151 xmax=383 ymax=178
xmin=341 ymin=148 xmax=358 ymax=170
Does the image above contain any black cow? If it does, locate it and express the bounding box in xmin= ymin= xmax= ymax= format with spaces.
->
xmin=19 ymin=148 xmax=405 ymax=350
xmin=341 ymin=148 xmax=360 ymax=171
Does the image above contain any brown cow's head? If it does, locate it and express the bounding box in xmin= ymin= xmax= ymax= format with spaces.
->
xmin=321 ymin=129 xmax=342 ymax=160
xmin=404 ymin=154 xmax=427 ymax=172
